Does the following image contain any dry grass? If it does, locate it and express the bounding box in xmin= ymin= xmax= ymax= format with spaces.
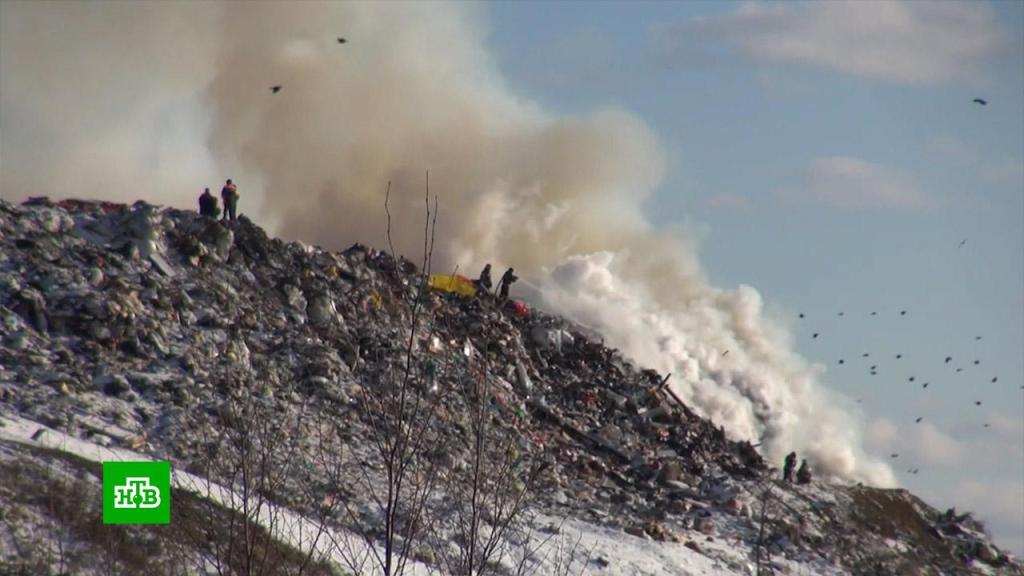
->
xmin=846 ymin=486 xmax=979 ymax=575
xmin=0 ymin=442 xmax=337 ymax=576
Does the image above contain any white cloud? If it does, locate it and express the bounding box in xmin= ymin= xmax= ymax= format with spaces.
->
xmin=925 ymin=135 xmax=1024 ymax=189
xmin=981 ymin=158 xmax=1024 ymax=187
xmin=865 ymin=418 xmax=966 ymax=467
xmin=866 ymin=417 xmax=899 ymax=449
xmin=703 ymin=192 xmax=754 ymax=211
xmin=781 ymin=156 xmax=928 ymax=210
xmin=909 ymin=423 xmax=966 ymax=467
xmin=987 ymin=413 xmax=1024 ymax=442
xmin=657 ymin=1 xmax=1008 ymax=84
xmin=926 ymin=134 xmax=976 ymax=165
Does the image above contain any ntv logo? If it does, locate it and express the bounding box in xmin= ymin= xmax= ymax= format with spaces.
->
xmin=113 ymin=477 xmax=161 ymax=509
xmin=103 ymin=461 xmax=171 ymax=524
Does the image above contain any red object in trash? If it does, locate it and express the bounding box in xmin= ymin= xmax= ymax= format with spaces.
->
xmin=512 ymin=300 xmax=530 ymax=317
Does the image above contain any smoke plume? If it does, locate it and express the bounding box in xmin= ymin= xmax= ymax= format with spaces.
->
xmin=0 ymin=1 xmax=895 ymax=485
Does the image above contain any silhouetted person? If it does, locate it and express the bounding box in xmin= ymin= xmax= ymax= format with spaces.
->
xmin=198 ymin=188 xmax=219 ymax=219
xmin=783 ymin=451 xmax=797 ymax=482
xmin=475 ymin=263 xmax=493 ymax=293
xmin=497 ymin=267 xmax=518 ymax=300
xmin=796 ymin=460 xmax=812 ymax=484
xmin=221 ymin=179 xmax=239 ymax=221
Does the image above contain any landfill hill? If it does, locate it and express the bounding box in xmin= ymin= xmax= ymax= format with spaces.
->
xmin=0 ymin=197 xmax=1021 ymax=576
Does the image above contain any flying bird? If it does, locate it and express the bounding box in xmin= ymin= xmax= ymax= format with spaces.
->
xmin=922 ymin=382 xmax=929 ymax=388
xmin=863 ymin=353 xmax=870 ymax=358
xmin=891 ymin=453 xmax=899 ymax=458
xmin=813 ymin=333 xmax=819 ymax=339
xmin=909 ymin=376 xmax=915 ymax=382
xmin=271 ymin=85 xmax=282 ymax=94
xmin=337 ymin=37 xmax=347 ymax=44
xmin=973 ymin=98 xmax=987 ymax=106
xmin=956 ymin=368 xmax=963 ymax=372
xmin=958 ymin=238 xmax=968 ymax=248
xmin=984 ymin=423 xmax=991 ymax=428
xmin=870 ymin=311 xmax=877 ymax=316
xmin=900 ymin=310 xmax=907 ymax=316
xmin=975 ymin=400 xmax=982 ymax=406
xmin=991 ymin=377 xmax=998 ymax=383
xmin=973 ymin=360 xmax=980 ymax=365
xmin=896 ymin=354 xmax=903 ymax=359
xmin=945 ymin=356 xmax=952 ymax=363
xmin=722 ymin=350 xmax=729 ymax=357
xmin=839 ymin=359 xmax=845 ymax=365
xmin=915 ymin=417 xmax=922 ymax=423
xmin=838 ymin=312 xmax=845 ymax=317
xmin=975 ymin=336 xmax=983 ymax=341
xmin=799 ymin=313 xmax=805 ymax=318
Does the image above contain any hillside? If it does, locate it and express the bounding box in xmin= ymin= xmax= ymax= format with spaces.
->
xmin=0 ymin=197 xmax=1020 ymax=575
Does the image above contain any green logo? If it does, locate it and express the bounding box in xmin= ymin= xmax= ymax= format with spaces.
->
xmin=103 ymin=461 xmax=171 ymax=524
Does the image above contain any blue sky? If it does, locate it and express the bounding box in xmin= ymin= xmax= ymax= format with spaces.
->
xmin=486 ymin=0 xmax=1023 ymax=552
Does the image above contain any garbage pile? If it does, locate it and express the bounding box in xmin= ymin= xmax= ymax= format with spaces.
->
xmin=1 ymin=197 xmax=1019 ymax=575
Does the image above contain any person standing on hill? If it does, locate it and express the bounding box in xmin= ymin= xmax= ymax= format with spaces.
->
xmin=221 ymin=179 xmax=239 ymax=222
xmin=498 ymin=267 xmax=518 ymax=300
xmin=198 ymin=188 xmax=219 ymax=219
xmin=475 ymin=263 xmax=493 ymax=293
xmin=783 ymin=451 xmax=797 ymax=482
xmin=796 ymin=459 xmax=812 ymax=484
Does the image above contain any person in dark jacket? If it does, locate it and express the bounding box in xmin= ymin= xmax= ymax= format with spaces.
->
xmin=475 ymin=263 xmax=493 ymax=293
xmin=796 ymin=459 xmax=812 ymax=484
xmin=497 ymin=267 xmax=518 ymax=300
xmin=221 ymin=179 xmax=239 ymax=221
xmin=783 ymin=451 xmax=797 ymax=482
xmin=198 ymin=188 xmax=219 ymax=218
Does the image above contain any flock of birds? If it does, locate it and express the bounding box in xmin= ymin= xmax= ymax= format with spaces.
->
xmin=799 ymin=307 xmax=1006 ymax=474
xmin=796 ymin=229 xmax=1019 ymax=476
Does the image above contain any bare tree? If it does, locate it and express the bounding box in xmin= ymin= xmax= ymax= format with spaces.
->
xmin=174 ymin=381 xmax=330 ymax=576
xmin=317 ymin=175 xmax=448 ymax=576
xmin=425 ymin=359 xmax=547 ymax=576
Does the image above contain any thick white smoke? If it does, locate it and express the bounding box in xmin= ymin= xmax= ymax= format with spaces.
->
xmin=0 ymin=1 xmax=894 ymax=485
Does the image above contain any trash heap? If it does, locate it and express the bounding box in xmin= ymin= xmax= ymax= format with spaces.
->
xmin=1 ymin=197 xmax=1019 ymax=575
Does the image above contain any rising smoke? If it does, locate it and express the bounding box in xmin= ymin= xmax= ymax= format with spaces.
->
xmin=0 ymin=1 xmax=895 ymax=485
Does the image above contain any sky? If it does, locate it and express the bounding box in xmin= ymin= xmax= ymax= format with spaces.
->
xmin=1 ymin=0 xmax=1022 ymax=555
xmin=484 ymin=0 xmax=1024 ymax=552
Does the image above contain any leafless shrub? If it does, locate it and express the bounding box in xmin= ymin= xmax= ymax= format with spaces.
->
xmin=173 ymin=383 xmax=332 ymax=576
xmin=314 ymin=175 xmax=447 ymax=576
xmin=424 ymin=359 xmax=547 ymax=576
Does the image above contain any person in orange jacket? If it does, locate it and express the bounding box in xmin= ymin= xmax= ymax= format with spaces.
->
xmin=221 ymin=179 xmax=239 ymax=221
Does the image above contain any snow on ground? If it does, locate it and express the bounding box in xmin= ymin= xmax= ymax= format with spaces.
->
xmin=1 ymin=413 xmax=746 ymax=576
xmin=532 ymin=515 xmax=742 ymax=576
